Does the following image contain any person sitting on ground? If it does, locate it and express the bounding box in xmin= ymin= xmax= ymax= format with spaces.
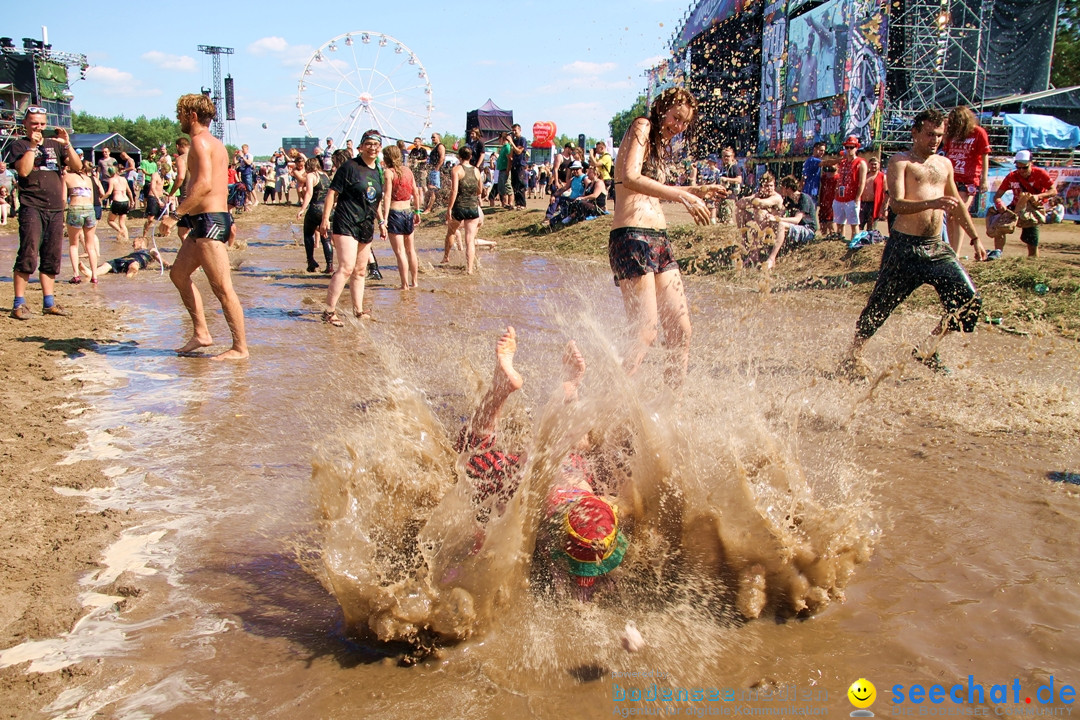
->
xmin=1048 ymin=196 xmax=1066 ymax=224
xmin=736 ymin=171 xmax=784 ymax=230
xmin=562 ymin=166 xmax=608 ymax=226
xmin=764 ymin=175 xmax=819 ymax=270
xmin=82 ymin=247 xmax=169 ymax=278
xmin=455 ymin=326 xmax=630 ymax=601
xmin=735 ymin=172 xmax=785 ymax=265
xmin=555 ymin=161 xmax=586 ymax=199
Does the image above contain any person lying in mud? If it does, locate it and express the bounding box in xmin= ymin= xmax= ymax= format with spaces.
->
xmin=453 ymin=326 xmax=630 ymax=601
xmin=81 ymin=248 xmax=169 ymax=278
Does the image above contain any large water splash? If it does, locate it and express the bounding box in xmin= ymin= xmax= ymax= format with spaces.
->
xmin=310 ymin=320 xmax=878 ymax=654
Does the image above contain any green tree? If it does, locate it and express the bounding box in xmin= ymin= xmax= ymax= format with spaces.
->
xmin=72 ymin=111 xmax=185 ymax=153
xmin=609 ymin=94 xmax=648 ymax=148
xmin=551 ymin=133 xmax=601 ymax=150
xmin=1051 ymin=0 xmax=1080 ymax=88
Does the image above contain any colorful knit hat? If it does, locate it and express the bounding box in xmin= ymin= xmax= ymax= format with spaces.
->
xmin=554 ymin=495 xmax=628 ymax=584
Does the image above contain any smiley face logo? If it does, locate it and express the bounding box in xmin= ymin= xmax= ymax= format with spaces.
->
xmin=848 ymin=678 xmax=876 ymax=709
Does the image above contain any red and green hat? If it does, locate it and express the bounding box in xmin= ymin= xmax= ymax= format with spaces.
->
xmin=552 ymin=495 xmax=628 ymax=583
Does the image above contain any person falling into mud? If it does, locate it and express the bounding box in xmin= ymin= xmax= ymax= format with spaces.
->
xmin=839 ymin=109 xmax=983 ymax=378
xmin=610 ymin=87 xmax=727 ymax=388
xmin=157 ymin=93 xmax=248 ymax=360
xmin=454 ymin=327 xmax=630 ymax=602
xmin=81 ymin=248 xmax=169 ymax=278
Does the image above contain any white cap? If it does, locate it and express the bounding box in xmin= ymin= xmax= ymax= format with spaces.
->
xmin=1014 ymin=150 xmax=1032 ymax=164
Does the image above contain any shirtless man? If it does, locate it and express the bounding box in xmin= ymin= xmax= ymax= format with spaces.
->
xmin=736 ymin=171 xmax=784 ymax=230
xmin=157 ymin=94 xmax=248 ymax=360
xmin=138 ymin=167 xmax=166 ymax=244
xmin=839 ymin=109 xmax=984 ymax=377
xmin=171 ymin=137 xmax=190 ymax=241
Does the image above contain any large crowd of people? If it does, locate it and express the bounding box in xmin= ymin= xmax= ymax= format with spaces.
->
xmin=4 ymin=94 xmax=1063 ymax=362
xmin=0 ymin=87 xmax=1069 ymax=613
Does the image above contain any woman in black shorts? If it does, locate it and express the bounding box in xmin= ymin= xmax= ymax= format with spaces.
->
xmin=609 ymin=87 xmax=725 ymax=387
xmin=319 ymin=130 xmax=388 ymax=325
xmin=443 ymin=146 xmax=484 ymax=274
xmin=382 ymin=145 xmax=421 ymax=289
xmin=297 ymin=157 xmax=333 ymax=273
xmin=104 ymin=167 xmax=132 ymax=246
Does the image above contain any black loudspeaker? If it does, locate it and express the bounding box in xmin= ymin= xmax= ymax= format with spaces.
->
xmin=224 ymin=75 xmax=236 ymax=121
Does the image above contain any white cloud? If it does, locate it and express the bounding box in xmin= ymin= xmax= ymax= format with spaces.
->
xmin=563 ymin=61 xmax=618 ymax=76
xmin=248 ymin=36 xmax=289 ymax=55
xmin=141 ymin=51 xmax=197 ymax=72
xmin=247 ymin=36 xmax=314 ymax=67
xmin=84 ymin=66 xmax=161 ymax=97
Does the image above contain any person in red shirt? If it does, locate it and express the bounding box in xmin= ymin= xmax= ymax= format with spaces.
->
xmin=832 ymin=136 xmax=867 ymax=241
xmin=943 ymin=106 xmax=990 ymax=255
xmin=991 ymin=150 xmax=1056 ymax=258
xmin=818 ymin=163 xmax=838 ymax=235
xmin=859 ymin=156 xmax=888 ymax=233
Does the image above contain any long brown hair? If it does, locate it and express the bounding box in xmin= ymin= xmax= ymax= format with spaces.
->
xmin=946 ymin=105 xmax=977 ymax=144
xmin=643 ymin=87 xmax=698 ymax=178
xmin=382 ymin=144 xmax=404 ymax=169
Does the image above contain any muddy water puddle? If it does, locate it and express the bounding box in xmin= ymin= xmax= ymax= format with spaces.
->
xmin=3 ymin=219 xmax=1080 ymax=719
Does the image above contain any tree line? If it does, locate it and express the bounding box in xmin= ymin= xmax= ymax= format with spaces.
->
xmin=71 ymin=111 xmax=185 ymax=153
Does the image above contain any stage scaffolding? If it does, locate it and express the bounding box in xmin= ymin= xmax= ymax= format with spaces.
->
xmin=882 ymin=0 xmax=993 ymax=149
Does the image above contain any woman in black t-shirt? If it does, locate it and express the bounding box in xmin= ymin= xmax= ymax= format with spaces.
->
xmin=319 ymin=130 xmax=388 ymax=325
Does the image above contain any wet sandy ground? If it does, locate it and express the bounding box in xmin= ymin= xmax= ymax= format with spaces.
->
xmin=0 ymin=205 xmax=1078 ymax=719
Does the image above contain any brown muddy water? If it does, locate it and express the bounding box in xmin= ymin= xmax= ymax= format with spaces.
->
xmin=2 ymin=214 xmax=1079 ymax=719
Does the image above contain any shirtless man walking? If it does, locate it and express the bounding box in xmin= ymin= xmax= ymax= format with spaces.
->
xmin=138 ymin=166 xmax=166 ymax=243
xmin=170 ymin=137 xmax=190 ymax=241
xmin=839 ymin=109 xmax=983 ymax=377
xmin=157 ymin=94 xmax=248 ymax=360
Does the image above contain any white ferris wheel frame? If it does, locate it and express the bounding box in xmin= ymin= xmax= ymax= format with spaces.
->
xmin=295 ymin=31 xmax=433 ymax=145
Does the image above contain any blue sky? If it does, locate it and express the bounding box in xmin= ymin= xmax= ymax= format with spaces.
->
xmin=7 ymin=0 xmax=688 ymax=155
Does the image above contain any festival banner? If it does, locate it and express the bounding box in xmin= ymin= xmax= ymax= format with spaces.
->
xmin=758 ymin=0 xmax=887 ymax=157
xmin=982 ymin=163 xmax=1080 ymax=221
xmin=674 ymin=0 xmax=757 ymax=51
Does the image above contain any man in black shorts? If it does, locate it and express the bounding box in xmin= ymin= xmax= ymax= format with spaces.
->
xmin=8 ymin=106 xmax=83 ymax=319
xmin=839 ymin=109 xmax=982 ymax=378
xmin=157 ymin=94 xmax=247 ymax=360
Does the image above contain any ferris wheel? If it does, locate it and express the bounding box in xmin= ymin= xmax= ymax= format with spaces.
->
xmin=296 ymin=31 xmax=433 ymax=145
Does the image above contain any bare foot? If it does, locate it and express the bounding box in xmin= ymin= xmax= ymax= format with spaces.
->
xmin=562 ymin=341 xmax=586 ymax=388
xmin=562 ymin=340 xmax=586 ymax=402
xmin=493 ymin=326 xmax=523 ymax=394
xmin=211 ymin=347 xmax=249 ymax=361
xmin=176 ymin=335 xmax=213 ymax=355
